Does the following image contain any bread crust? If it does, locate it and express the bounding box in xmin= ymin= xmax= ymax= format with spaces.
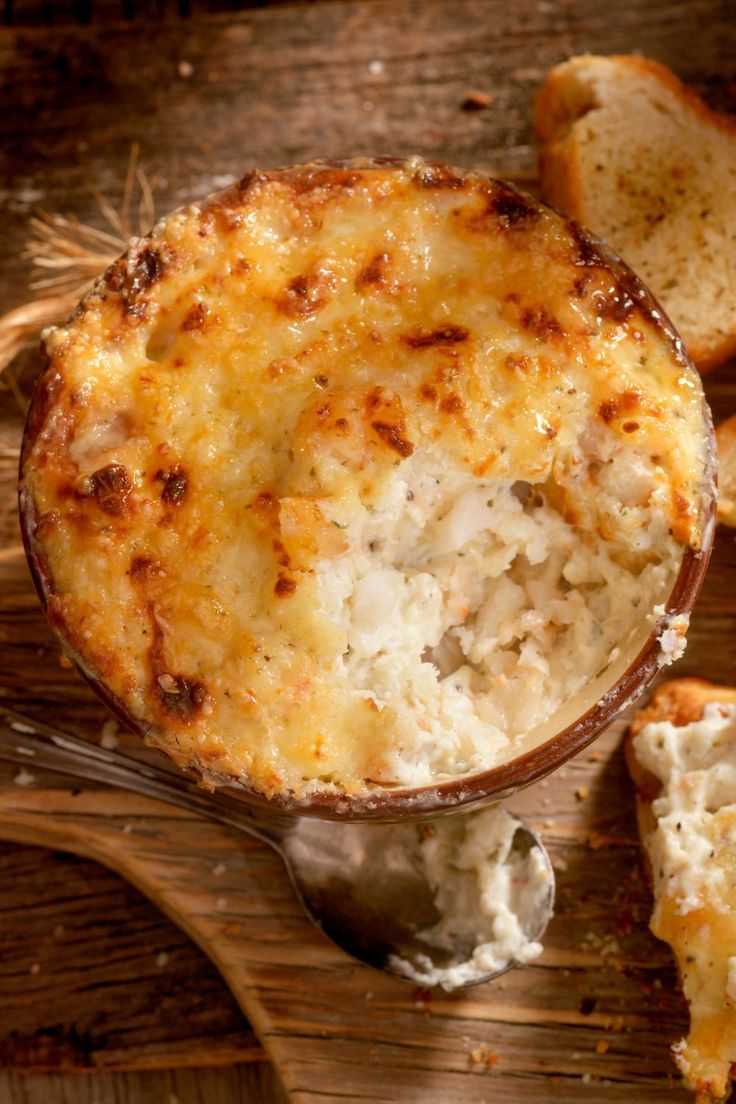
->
xmin=535 ymin=55 xmax=736 ymax=374
xmin=716 ymin=414 xmax=736 ymax=528
xmin=627 ymin=677 xmax=736 ymax=794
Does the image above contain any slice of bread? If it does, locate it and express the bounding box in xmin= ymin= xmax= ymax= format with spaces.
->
xmin=716 ymin=414 xmax=736 ymax=527
xmin=627 ymin=679 xmax=736 ymax=1102
xmin=535 ymin=55 xmax=736 ymax=373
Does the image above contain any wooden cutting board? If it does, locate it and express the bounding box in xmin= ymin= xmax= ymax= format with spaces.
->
xmin=2 ymin=435 xmax=736 ymax=1104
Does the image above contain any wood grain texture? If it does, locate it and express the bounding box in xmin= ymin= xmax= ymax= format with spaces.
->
xmin=0 ymin=842 xmax=263 ymax=1072
xmin=1 ymin=1 xmax=736 ymax=1100
xmin=2 ymin=0 xmax=354 ymax=30
xmin=0 ymin=1066 xmax=288 ymax=1104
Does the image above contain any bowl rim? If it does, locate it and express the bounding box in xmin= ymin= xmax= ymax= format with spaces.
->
xmin=17 ymin=159 xmax=718 ymax=822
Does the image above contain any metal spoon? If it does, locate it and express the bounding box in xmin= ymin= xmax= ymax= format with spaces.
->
xmin=0 ymin=704 xmax=554 ymax=989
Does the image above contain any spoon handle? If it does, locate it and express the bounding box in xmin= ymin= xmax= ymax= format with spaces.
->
xmin=0 ymin=703 xmax=285 ymax=848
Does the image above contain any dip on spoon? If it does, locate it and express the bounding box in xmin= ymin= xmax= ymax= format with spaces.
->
xmin=0 ymin=703 xmax=553 ymax=988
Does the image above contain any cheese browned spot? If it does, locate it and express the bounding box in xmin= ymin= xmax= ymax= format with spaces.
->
xmin=402 ymin=325 xmax=469 ymax=348
xmin=156 ymin=465 xmax=188 ymax=506
xmin=492 ymin=191 xmax=538 ymax=226
xmin=90 ymin=464 xmax=133 ymax=518
xmin=356 ymin=251 xmax=391 ymax=289
xmin=20 ymin=159 xmax=713 ymax=803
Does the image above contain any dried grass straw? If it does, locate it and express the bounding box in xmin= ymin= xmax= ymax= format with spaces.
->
xmin=0 ymin=145 xmax=155 ymax=411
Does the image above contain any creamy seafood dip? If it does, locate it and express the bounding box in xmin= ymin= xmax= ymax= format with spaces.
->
xmin=389 ymin=805 xmax=551 ymax=990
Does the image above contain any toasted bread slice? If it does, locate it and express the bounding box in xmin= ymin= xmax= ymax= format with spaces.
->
xmin=628 ymin=679 xmax=736 ymax=1102
xmin=716 ymin=414 xmax=736 ymax=528
xmin=535 ymin=55 xmax=736 ymax=373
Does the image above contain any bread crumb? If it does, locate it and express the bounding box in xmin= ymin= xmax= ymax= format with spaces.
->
xmin=211 ymin=862 xmax=227 ymax=876
xmin=462 ymin=89 xmax=494 ymax=111
xmin=596 ymin=1039 xmax=610 ymax=1054
xmin=158 ymin=673 xmax=179 ymax=694
xmin=469 ymin=1045 xmax=500 ymax=1069
xmin=368 ymin=59 xmax=385 ymax=76
xmin=156 ymin=951 xmax=169 ymax=967
xmin=14 ymin=769 xmax=35 ymax=787
xmin=30 ymin=962 xmax=41 ymax=975
xmin=575 ymin=786 xmax=589 ymax=801
xmin=178 ymin=60 xmax=194 ymax=79
xmin=100 ymin=720 xmax=119 ymax=749
xmin=581 ymin=931 xmax=621 ymax=958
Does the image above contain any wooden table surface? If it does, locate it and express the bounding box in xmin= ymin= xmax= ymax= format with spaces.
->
xmin=1 ymin=1 xmax=735 ymax=1101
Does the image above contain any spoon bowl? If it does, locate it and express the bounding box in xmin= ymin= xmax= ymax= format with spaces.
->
xmin=0 ymin=703 xmax=554 ymax=990
xmin=284 ymin=814 xmax=553 ymax=988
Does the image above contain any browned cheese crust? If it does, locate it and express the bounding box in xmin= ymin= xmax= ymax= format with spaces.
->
xmin=716 ymin=414 xmax=736 ymax=528
xmin=20 ymin=160 xmax=713 ymax=804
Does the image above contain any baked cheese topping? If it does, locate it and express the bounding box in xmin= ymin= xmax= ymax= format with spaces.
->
xmin=21 ymin=160 xmax=711 ymax=802
xmin=634 ymin=704 xmax=736 ymax=1100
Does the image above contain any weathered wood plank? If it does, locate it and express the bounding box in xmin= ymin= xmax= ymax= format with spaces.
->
xmin=2 ymin=0 xmax=355 ymax=31
xmin=0 ymin=1066 xmax=288 ymax=1104
xmin=0 ymin=842 xmax=263 ymax=1073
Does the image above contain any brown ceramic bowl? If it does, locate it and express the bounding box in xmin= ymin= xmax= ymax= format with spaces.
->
xmin=19 ymin=160 xmax=717 ymax=821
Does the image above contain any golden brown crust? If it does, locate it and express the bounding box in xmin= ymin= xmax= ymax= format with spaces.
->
xmin=688 ymin=332 xmax=736 ymax=376
xmin=627 ymin=679 xmax=736 ymax=801
xmin=630 ymin=677 xmax=736 ymax=738
xmin=716 ymin=414 xmax=736 ymax=528
xmin=536 ymin=54 xmax=736 ymax=160
xmin=20 ymin=159 xmax=714 ymax=804
xmin=614 ymin=56 xmax=736 ymax=139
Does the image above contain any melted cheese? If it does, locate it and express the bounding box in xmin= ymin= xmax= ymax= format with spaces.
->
xmin=21 ymin=160 xmax=712 ymax=802
xmin=634 ymin=704 xmax=736 ymax=1101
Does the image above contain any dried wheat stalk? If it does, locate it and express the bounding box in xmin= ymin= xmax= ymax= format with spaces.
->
xmin=0 ymin=145 xmax=155 ymax=407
